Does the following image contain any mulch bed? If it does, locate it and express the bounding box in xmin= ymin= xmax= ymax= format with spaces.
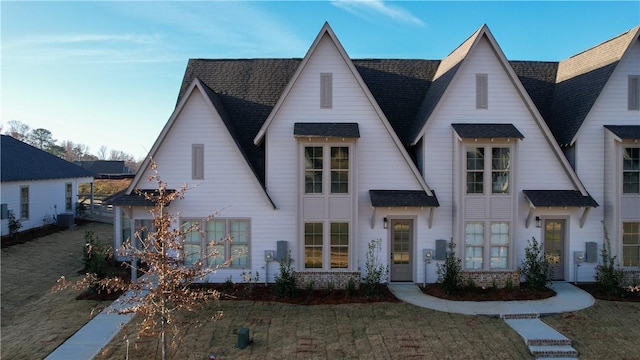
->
xmin=190 ymin=283 xmax=400 ymax=305
xmin=576 ymin=282 xmax=640 ymax=302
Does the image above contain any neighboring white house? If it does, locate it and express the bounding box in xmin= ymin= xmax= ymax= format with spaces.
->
xmin=0 ymin=135 xmax=94 ymax=236
xmin=112 ymin=23 xmax=639 ymax=286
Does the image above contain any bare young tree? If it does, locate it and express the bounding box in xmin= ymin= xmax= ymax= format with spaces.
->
xmin=6 ymin=120 xmax=30 ymax=141
xmin=98 ymin=145 xmax=108 ymax=160
xmin=54 ymin=162 xmax=231 ymax=359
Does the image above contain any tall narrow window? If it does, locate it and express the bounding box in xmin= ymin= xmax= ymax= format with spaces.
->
xmin=304 ymin=146 xmax=323 ymax=193
xmin=230 ymin=220 xmax=249 ymax=267
xmin=192 ymin=144 xmax=204 ymax=180
xmin=629 ymin=75 xmax=640 ymax=110
xmin=183 ymin=220 xmax=202 ymax=266
xmin=206 ymin=219 xmax=226 ymax=267
xmin=623 ymin=147 xmax=639 ymax=193
xmin=465 ymin=222 xmax=484 ymax=269
xmin=622 ymin=222 xmax=640 ymax=267
xmin=476 ymin=73 xmax=488 ymax=109
xmin=320 ymin=73 xmax=333 ymax=108
xmin=330 ymin=146 xmax=349 ymax=193
xmin=65 ymin=183 xmax=73 ymax=211
xmin=466 ymin=147 xmax=484 ymax=194
xmin=330 ymin=222 xmax=349 ymax=268
xmin=20 ymin=187 xmax=29 ymax=220
xmin=304 ymin=222 xmax=323 ymax=268
xmin=490 ymin=222 xmax=509 ymax=268
xmin=492 ymin=147 xmax=510 ymax=194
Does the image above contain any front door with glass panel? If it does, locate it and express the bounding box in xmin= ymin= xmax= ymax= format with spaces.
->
xmin=390 ymin=219 xmax=413 ymax=282
xmin=544 ymin=219 xmax=565 ymax=280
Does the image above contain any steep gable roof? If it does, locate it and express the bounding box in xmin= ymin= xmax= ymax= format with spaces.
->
xmin=1 ymin=135 xmax=94 ymax=182
xmin=547 ymin=26 xmax=640 ymax=146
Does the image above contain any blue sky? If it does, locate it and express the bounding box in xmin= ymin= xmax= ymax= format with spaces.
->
xmin=2 ymin=1 xmax=639 ymax=160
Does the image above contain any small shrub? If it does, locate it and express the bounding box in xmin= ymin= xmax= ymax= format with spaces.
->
xmin=362 ymin=239 xmax=387 ymax=296
xmin=273 ymin=251 xmax=296 ymax=298
xmin=83 ymin=231 xmax=114 ymax=278
xmin=505 ymin=275 xmax=514 ymax=290
xmin=595 ymin=225 xmax=624 ymax=296
xmin=8 ymin=211 xmax=22 ymax=237
xmin=346 ymin=277 xmax=357 ymax=297
xmin=326 ymin=281 xmax=334 ymax=295
xmin=519 ymin=237 xmax=553 ymax=291
xmin=223 ymin=276 xmax=234 ymax=293
xmin=436 ymin=241 xmax=463 ymax=294
xmin=305 ymin=280 xmax=315 ymax=294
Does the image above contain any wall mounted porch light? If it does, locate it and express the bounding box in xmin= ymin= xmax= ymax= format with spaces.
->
xmin=535 ymin=216 xmax=542 ymax=228
xmin=383 ymin=217 xmax=388 ymax=229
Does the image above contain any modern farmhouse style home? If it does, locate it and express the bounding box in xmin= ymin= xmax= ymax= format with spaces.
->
xmin=112 ymin=23 xmax=640 ymax=286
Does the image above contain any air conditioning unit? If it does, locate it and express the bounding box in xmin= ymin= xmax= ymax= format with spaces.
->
xmin=57 ymin=213 xmax=75 ymax=228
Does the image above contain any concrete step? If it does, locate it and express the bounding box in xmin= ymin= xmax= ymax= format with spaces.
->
xmin=500 ymin=313 xmax=540 ymax=320
xmin=503 ymin=316 xmax=579 ymax=359
xmin=529 ymin=345 xmax=579 ymax=358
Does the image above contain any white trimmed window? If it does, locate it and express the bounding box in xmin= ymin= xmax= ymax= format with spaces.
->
xmin=466 ymin=146 xmax=511 ymax=194
xmin=304 ymin=221 xmax=349 ymax=269
xmin=465 ymin=221 xmax=510 ymax=270
xmin=623 ymin=222 xmax=640 ymax=267
xmin=65 ymin=183 xmax=73 ymax=211
xmin=304 ymin=145 xmax=350 ymax=194
xmin=133 ymin=219 xmax=155 ymax=250
xmin=20 ymin=186 xmax=29 ymax=220
xmin=182 ymin=218 xmax=250 ymax=268
xmin=623 ymin=147 xmax=639 ymax=193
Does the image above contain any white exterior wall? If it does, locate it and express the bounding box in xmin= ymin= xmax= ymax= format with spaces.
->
xmin=129 ymin=89 xmax=279 ymax=282
xmin=579 ymin=38 xmax=640 ymax=266
xmin=1 ymin=177 xmax=91 ymax=235
xmin=423 ymin=37 xmax=590 ymax=280
xmin=266 ymin=34 xmax=427 ymax=275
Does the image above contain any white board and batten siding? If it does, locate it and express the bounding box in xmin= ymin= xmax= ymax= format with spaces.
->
xmin=266 ymin=34 xmax=428 ymax=272
xmin=132 ymin=89 xmax=278 ymax=282
xmin=583 ymin=39 xmax=640 ymax=257
xmin=422 ymin=36 xmax=590 ymax=278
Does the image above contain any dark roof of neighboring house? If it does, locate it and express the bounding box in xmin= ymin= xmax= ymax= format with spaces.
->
xmin=293 ymin=123 xmax=360 ymax=138
xmin=523 ymin=190 xmax=599 ymax=208
xmin=1 ymin=135 xmax=94 ymax=182
xmin=74 ymin=160 xmax=127 ymax=176
xmin=369 ymin=190 xmax=439 ymax=207
xmin=452 ymin=124 xmax=525 ymax=139
xmin=604 ymin=125 xmax=640 ymax=140
xmin=176 ymin=26 xmax=638 ymax=187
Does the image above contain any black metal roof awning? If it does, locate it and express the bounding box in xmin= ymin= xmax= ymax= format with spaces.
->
xmin=604 ymin=125 xmax=640 ymax=140
xmin=452 ymin=123 xmax=525 ymax=139
xmin=369 ymin=189 xmax=439 ymax=229
xmin=523 ymin=190 xmax=598 ymax=228
xmin=106 ymin=189 xmax=176 ymax=207
xmin=294 ymin=122 xmax=360 ymax=138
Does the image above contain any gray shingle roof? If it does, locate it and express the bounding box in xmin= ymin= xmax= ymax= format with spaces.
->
xmin=293 ymin=123 xmax=360 ymax=138
xmin=74 ymin=160 xmax=127 ymax=175
xmin=523 ymin=190 xmax=598 ymax=208
xmin=1 ymin=135 xmax=94 ymax=182
xmin=604 ymin=125 xmax=640 ymax=140
xmin=451 ymin=124 xmax=524 ymax=139
xmin=175 ymin=26 xmax=638 ymax=187
xmin=369 ymin=190 xmax=439 ymax=207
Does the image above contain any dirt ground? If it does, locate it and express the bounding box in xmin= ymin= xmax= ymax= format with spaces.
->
xmin=1 ymin=222 xmax=114 ymax=360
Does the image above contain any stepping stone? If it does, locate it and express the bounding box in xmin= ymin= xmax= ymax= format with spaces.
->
xmin=503 ymin=314 xmax=578 ymax=359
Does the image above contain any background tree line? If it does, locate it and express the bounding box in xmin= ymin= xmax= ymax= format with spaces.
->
xmin=2 ymin=120 xmax=141 ymax=172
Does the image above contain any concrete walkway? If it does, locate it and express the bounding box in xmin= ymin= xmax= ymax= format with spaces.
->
xmin=45 ymin=289 xmax=142 ymax=360
xmin=389 ymin=281 xmax=595 ymax=359
xmin=387 ymin=281 xmax=595 ymax=316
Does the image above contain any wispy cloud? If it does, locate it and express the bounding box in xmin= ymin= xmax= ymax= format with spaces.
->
xmin=331 ymin=0 xmax=425 ymax=26
xmin=3 ymin=32 xmax=178 ymax=65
